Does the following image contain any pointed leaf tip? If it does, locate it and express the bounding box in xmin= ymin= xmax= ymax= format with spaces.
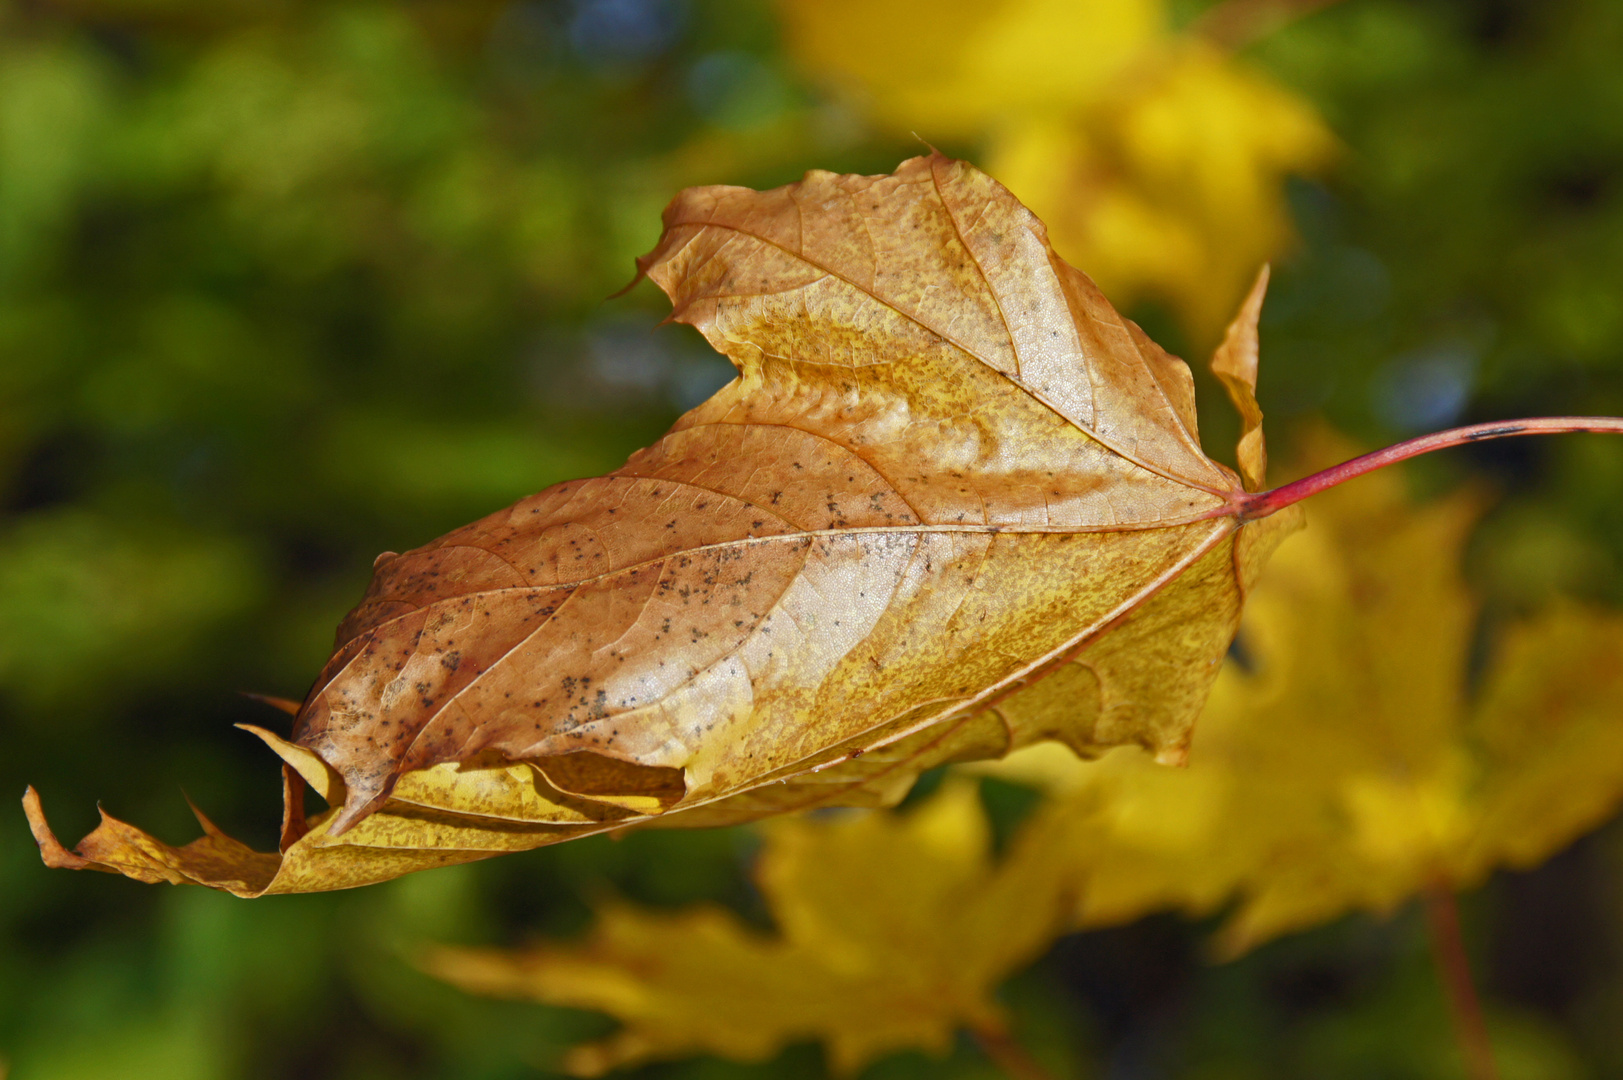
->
xmin=236 ymin=724 xmax=346 ymax=805
xmin=22 ymin=787 xmax=92 ymax=871
xmin=1211 ymin=265 xmax=1270 ymax=492
xmin=240 ymin=691 xmax=302 ymax=716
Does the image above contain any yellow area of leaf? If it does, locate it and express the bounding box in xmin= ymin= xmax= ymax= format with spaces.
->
xmin=423 ymin=779 xmax=1073 ymax=1076
xmin=781 ymin=0 xmax=1335 ymax=339
xmin=984 ymin=431 xmax=1623 ymax=956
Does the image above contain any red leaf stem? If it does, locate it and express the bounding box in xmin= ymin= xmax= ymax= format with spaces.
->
xmin=1235 ymin=417 xmax=1623 ymax=521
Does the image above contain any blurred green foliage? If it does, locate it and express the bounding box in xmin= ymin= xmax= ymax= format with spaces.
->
xmin=4 ymin=0 xmax=1623 ymax=1077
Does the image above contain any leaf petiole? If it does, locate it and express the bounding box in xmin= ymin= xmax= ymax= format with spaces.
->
xmin=1423 ymin=885 xmax=1501 ymax=1080
xmin=1234 ymin=416 xmax=1623 ymax=521
xmin=969 ymin=1024 xmax=1060 ymax=1080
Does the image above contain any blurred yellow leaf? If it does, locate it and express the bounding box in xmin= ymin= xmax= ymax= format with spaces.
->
xmin=986 ymin=431 xmax=1623 ymax=956
xmin=988 ymin=42 xmax=1334 ymax=338
xmin=782 ymin=0 xmax=1160 ymax=137
xmin=423 ymin=779 xmax=1073 ymax=1076
xmin=780 ymin=0 xmax=1336 ymax=338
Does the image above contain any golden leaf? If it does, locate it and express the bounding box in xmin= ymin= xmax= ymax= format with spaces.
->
xmin=423 ymin=779 xmax=1072 ymax=1076
xmin=25 ymin=154 xmax=1296 ymax=894
xmin=782 ymin=0 xmax=1161 ymax=138
xmin=985 ymin=41 xmax=1334 ymax=339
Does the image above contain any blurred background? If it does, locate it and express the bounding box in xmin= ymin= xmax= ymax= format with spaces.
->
xmin=4 ymin=0 xmax=1623 ymax=1076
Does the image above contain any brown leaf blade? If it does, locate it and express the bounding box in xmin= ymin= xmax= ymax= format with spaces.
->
xmin=28 ymin=154 xmax=1286 ymax=894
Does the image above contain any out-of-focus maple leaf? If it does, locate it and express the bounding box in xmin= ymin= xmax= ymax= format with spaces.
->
xmin=985 ymin=431 xmax=1623 ymax=956
xmin=25 ymin=153 xmax=1299 ymax=895
xmin=423 ymin=779 xmax=1072 ymax=1076
xmin=780 ymin=0 xmax=1336 ymax=338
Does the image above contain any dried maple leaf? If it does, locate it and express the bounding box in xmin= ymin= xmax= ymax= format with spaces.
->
xmin=422 ymin=778 xmax=1072 ymax=1076
xmin=25 ymin=153 xmax=1302 ymax=894
xmin=985 ymin=431 xmax=1623 ymax=956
